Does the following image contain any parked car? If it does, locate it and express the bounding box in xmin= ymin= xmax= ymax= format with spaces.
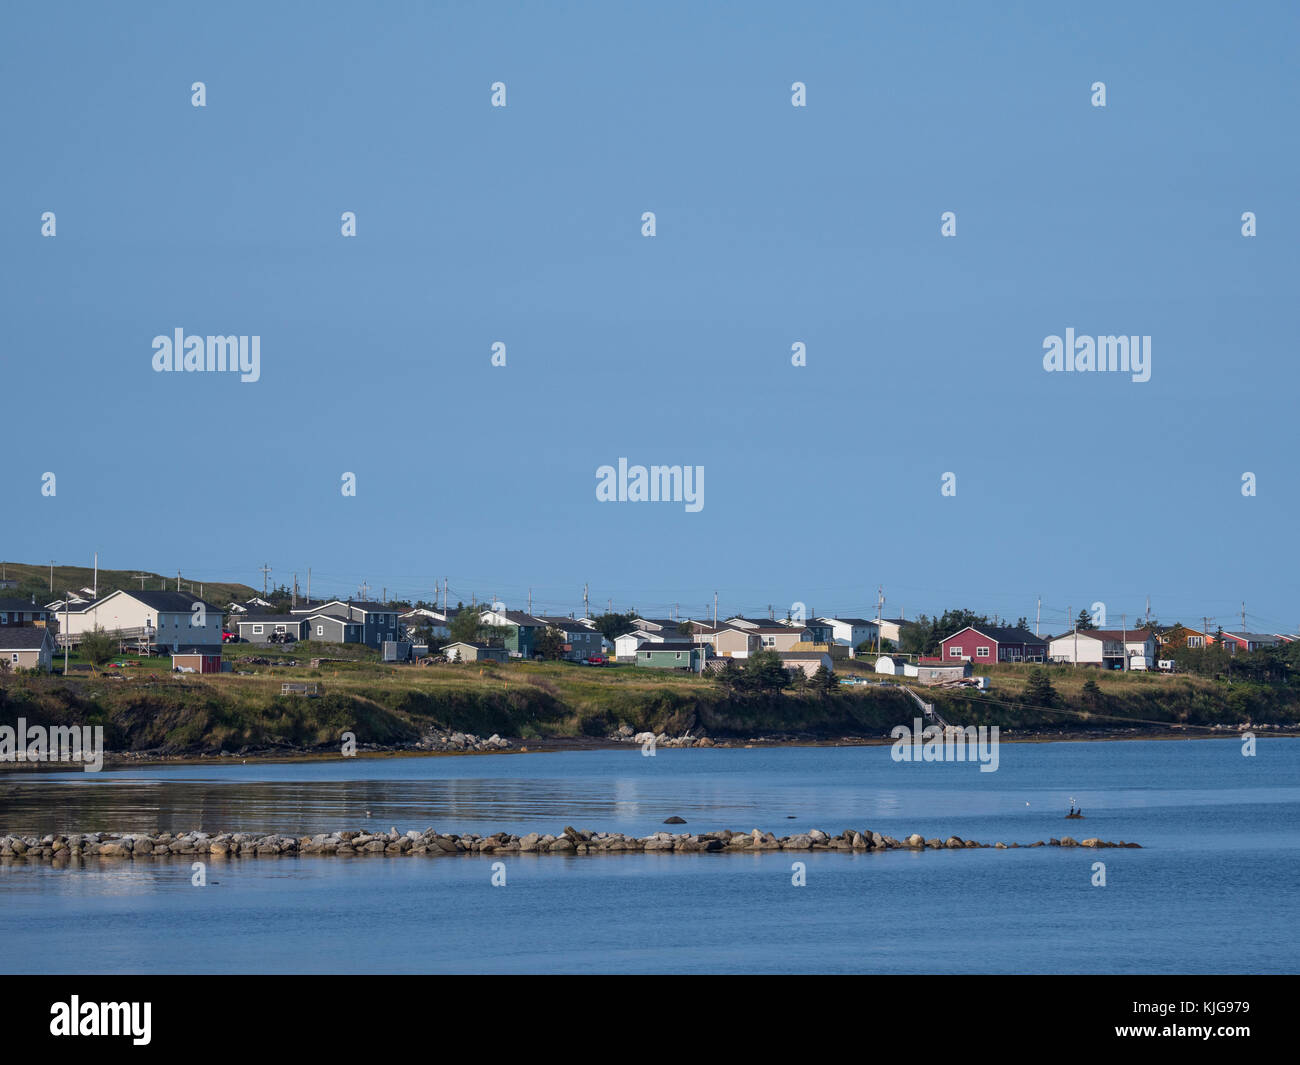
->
xmin=586 ymin=654 xmax=606 ymax=666
xmin=222 ymin=631 xmax=241 ymax=643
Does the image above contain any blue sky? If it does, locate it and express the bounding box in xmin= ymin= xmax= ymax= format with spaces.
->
xmin=3 ymin=1 xmax=1297 ymax=634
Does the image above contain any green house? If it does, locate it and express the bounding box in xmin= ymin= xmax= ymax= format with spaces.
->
xmin=636 ymin=641 xmax=706 ymax=670
xmin=479 ymin=609 xmax=548 ymax=658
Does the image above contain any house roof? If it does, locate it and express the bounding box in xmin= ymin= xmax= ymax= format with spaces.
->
xmin=944 ymin=625 xmax=1046 ymax=646
xmin=1221 ymin=631 xmax=1279 ymax=642
xmin=236 ymin=615 xmax=303 ymax=625
xmin=0 ymin=598 xmax=49 ymax=612
xmin=824 ymin=617 xmax=876 ymax=627
xmin=0 ymin=628 xmax=53 ymax=650
xmin=482 ymin=609 xmax=547 ymax=627
xmin=778 ymin=651 xmax=830 ymax=660
xmin=1091 ymin=628 xmax=1156 ymax=642
xmin=751 ymin=625 xmax=808 ymax=634
xmin=444 ymin=641 xmax=499 ymax=651
xmin=117 ymin=590 xmax=219 ymax=613
xmin=537 ymin=616 xmax=592 ymax=631
xmin=639 ymin=641 xmax=697 ymax=652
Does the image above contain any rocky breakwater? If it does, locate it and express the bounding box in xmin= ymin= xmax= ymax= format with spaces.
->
xmin=0 ymin=828 xmax=1140 ymax=862
xmin=415 ymin=729 xmax=512 ymax=753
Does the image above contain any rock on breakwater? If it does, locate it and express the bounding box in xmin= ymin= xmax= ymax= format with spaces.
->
xmin=0 ymin=827 xmax=1141 ymax=862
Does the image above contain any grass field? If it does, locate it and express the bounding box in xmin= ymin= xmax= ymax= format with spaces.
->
xmin=0 ymin=560 xmax=258 ymax=608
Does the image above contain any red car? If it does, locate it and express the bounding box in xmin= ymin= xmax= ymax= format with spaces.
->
xmin=586 ymin=654 xmax=606 ymax=666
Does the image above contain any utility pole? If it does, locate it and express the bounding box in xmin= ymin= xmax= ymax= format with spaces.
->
xmin=874 ymin=585 xmax=884 ymax=654
xmin=93 ymin=552 xmax=98 ymax=599
xmin=1070 ymin=605 xmax=1077 ymax=666
xmin=134 ymin=573 xmax=149 ymax=590
xmin=1145 ymin=596 xmax=1151 ymax=627
xmin=177 ymin=570 xmax=181 ymax=592
xmin=714 ymin=591 xmax=718 ymax=627
xmin=1241 ymin=601 xmax=1246 ymax=630
xmin=49 ymin=560 xmax=54 ymax=594
xmin=528 ymin=588 xmax=532 ymax=614
xmin=443 ymin=577 xmax=448 ymax=614
xmin=583 ymin=583 xmax=589 ymax=619
xmin=307 ymin=567 xmax=311 ymax=604
xmin=260 ymin=563 xmax=271 ymax=598
xmin=63 ymin=594 xmax=70 ymax=675
xmin=1036 ymin=596 xmax=1041 ymax=637
xmin=1121 ymin=612 xmax=1128 ymax=671
xmin=292 ymin=574 xmax=298 ymax=608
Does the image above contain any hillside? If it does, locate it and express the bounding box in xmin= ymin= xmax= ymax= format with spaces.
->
xmin=0 ymin=561 xmax=259 ymax=608
xmin=2 ymin=651 xmax=1297 ymax=760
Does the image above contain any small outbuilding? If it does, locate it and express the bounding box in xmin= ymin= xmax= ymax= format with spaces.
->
xmin=172 ymin=652 xmax=222 ymax=674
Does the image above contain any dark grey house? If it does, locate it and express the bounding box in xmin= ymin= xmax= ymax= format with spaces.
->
xmin=301 ymin=612 xmax=362 ymax=643
xmin=235 ymin=615 xmax=309 ymax=643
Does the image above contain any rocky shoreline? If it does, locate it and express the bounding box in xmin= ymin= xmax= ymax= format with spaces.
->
xmin=0 ymin=826 xmax=1141 ymax=861
xmin=4 ymin=721 xmax=1285 ymax=770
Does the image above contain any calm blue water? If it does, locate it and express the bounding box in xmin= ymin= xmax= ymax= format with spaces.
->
xmin=0 ymin=739 xmax=1296 ymax=973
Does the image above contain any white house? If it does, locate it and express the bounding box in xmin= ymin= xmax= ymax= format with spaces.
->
xmin=614 ymin=629 xmax=664 ymax=661
xmin=819 ymin=617 xmax=880 ymax=651
xmin=1048 ymin=629 xmax=1158 ymax=670
xmin=399 ymin=608 xmax=451 ymax=640
xmin=57 ymin=589 xmax=224 ymax=651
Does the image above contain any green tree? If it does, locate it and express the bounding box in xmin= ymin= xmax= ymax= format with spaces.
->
xmin=711 ymin=657 xmax=744 ymax=691
xmin=810 ymin=663 xmax=837 ymax=693
xmin=81 ymin=626 xmax=118 ymax=672
xmin=448 ymin=609 xmax=484 ymax=644
xmin=1023 ymin=666 xmax=1057 ymax=706
xmin=534 ymin=626 xmax=568 ymax=661
xmin=1076 ymin=609 xmax=1096 ymax=631
xmin=590 ymin=611 xmax=638 ymax=644
xmin=743 ymin=650 xmax=791 ymax=692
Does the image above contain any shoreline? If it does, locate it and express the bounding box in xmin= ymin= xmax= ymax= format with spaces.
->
xmin=0 ymin=722 xmax=1291 ymax=771
xmin=0 ymin=826 xmax=1142 ymax=862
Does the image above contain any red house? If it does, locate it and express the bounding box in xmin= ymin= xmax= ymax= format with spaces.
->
xmin=940 ymin=625 xmax=1046 ymax=664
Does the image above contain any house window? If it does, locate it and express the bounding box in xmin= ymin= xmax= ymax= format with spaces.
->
xmin=976 ymin=647 xmax=990 ymax=658
xmin=275 ymin=625 xmax=286 ymax=634
xmin=675 ymin=652 xmax=682 ymax=659
xmin=10 ymin=654 xmax=17 ymax=663
xmin=252 ymin=625 xmax=263 ymax=634
xmin=948 ymin=646 xmax=962 ymax=658
xmin=317 ymin=625 xmax=324 ymax=637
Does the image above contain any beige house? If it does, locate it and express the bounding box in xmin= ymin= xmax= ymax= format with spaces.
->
xmin=778 ymin=650 xmax=833 ymax=678
xmin=1 ymin=628 xmax=55 ymax=672
xmin=709 ymin=627 xmax=760 ymax=659
xmin=442 ymin=641 xmax=507 ymax=663
xmin=751 ymin=625 xmax=812 ymax=653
